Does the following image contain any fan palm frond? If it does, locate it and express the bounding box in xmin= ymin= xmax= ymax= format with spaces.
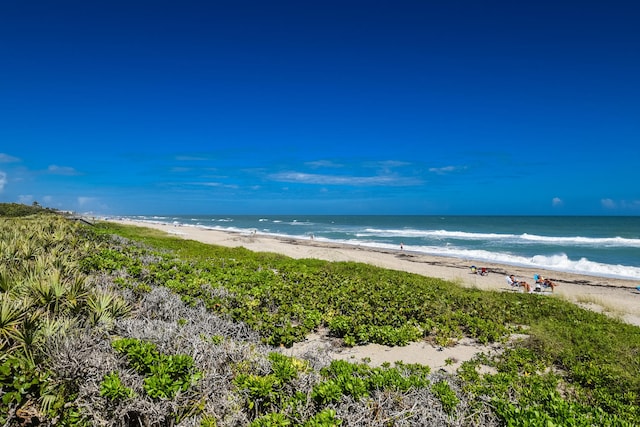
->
xmin=0 ymin=293 xmax=25 ymax=344
xmin=87 ymin=291 xmax=132 ymax=327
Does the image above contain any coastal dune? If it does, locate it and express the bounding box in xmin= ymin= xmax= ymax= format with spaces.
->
xmin=112 ymin=219 xmax=640 ymax=326
xmin=111 ymin=219 xmax=640 ymax=370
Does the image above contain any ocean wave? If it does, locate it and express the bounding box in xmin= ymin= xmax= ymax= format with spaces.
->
xmin=358 ymin=228 xmax=640 ymax=248
xmin=122 ymin=218 xmax=640 ymax=280
xmin=359 ymin=228 xmax=507 ymax=240
xmin=344 ymin=239 xmax=640 ymax=280
xmin=520 ymin=233 xmax=640 ymax=247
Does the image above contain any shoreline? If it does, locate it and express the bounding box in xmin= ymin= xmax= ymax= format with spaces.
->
xmin=108 ymin=218 xmax=640 ymax=371
xmin=111 ymin=219 xmax=640 ymax=328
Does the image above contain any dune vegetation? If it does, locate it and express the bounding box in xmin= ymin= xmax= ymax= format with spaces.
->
xmin=1 ymin=206 xmax=639 ymax=426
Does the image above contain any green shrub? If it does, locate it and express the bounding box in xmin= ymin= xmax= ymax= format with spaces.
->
xmin=431 ymin=380 xmax=459 ymax=415
xmin=112 ymin=338 xmax=202 ymax=399
xmin=100 ymin=372 xmax=135 ymax=400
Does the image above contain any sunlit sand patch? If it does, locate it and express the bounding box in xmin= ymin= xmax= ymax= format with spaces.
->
xmin=284 ymin=328 xmax=501 ymax=375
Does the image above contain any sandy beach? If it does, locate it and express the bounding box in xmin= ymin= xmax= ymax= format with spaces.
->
xmin=110 ymin=219 xmax=640 ymax=371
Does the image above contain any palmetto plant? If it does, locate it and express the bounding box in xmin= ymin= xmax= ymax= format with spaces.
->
xmin=63 ymin=276 xmax=90 ymax=315
xmin=0 ymin=265 xmax=19 ymax=294
xmin=26 ymin=271 xmax=68 ymax=315
xmin=13 ymin=309 xmax=46 ymax=356
xmin=87 ymin=291 xmax=132 ymax=327
xmin=0 ymin=293 xmax=25 ymax=351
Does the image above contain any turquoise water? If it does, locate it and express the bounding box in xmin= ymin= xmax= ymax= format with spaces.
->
xmin=124 ymin=215 xmax=640 ymax=280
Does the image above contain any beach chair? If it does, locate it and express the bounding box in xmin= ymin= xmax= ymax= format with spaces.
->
xmin=534 ymin=275 xmax=556 ymax=292
xmin=533 ymin=275 xmax=542 ymax=291
xmin=506 ymin=275 xmax=529 ymax=292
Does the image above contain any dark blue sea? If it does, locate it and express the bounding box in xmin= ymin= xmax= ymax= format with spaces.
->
xmin=123 ymin=215 xmax=640 ymax=281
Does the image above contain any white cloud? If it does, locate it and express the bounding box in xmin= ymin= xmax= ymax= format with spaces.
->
xmin=552 ymin=197 xmax=563 ymax=206
xmin=48 ymin=165 xmax=80 ymax=175
xmin=305 ymin=160 xmax=343 ymax=168
xmin=0 ymin=171 xmax=6 ymax=192
xmin=601 ymin=198 xmax=617 ymax=209
xmin=603 ymin=199 xmax=640 ymax=210
xmin=269 ymin=171 xmax=422 ymax=186
xmin=429 ymin=165 xmax=466 ymax=175
xmin=199 ymin=182 xmax=239 ymax=189
xmin=0 ymin=153 xmax=20 ymax=163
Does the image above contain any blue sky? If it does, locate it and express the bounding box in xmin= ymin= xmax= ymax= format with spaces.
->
xmin=1 ymin=1 xmax=639 ymax=215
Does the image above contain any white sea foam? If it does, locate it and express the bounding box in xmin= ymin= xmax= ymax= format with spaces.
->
xmin=359 ymin=228 xmax=640 ymax=248
xmin=359 ymin=228 xmax=507 ymax=240
xmin=124 ymin=218 xmax=640 ymax=281
xmin=520 ymin=234 xmax=640 ymax=247
xmin=325 ymin=238 xmax=640 ymax=280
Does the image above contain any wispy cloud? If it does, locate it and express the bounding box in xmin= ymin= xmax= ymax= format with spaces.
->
xmin=602 ymin=198 xmax=640 ymax=210
xmin=268 ymin=171 xmax=422 ymax=186
xmin=552 ymin=197 xmax=563 ymax=207
xmin=48 ymin=165 xmax=80 ymax=176
xmin=0 ymin=153 xmax=20 ymax=163
xmin=373 ymin=160 xmax=411 ymax=168
xmin=197 ymin=182 xmax=239 ymax=189
xmin=0 ymin=172 xmax=6 ymax=192
xmin=429 ymin=165 xmax=467 ymax=175
xmin=625 ymin=200 xmax=640 ymax=208
xmin=305 ymin=160 xmax=343 ymax=168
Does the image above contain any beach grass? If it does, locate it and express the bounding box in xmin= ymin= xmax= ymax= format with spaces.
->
xmin=1 ymin=207 xmax=639 ymax=426
xmin=575 ymin=294 xmax=627 ymax=318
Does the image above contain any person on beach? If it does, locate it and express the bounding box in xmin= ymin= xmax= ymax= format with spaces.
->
xmin=534 ymin=274 xmax=557 ymax=292
xmin=542 ymin=277 xmax=557 ymax=292
xmin=507 ymin=274 xmax=531 ymax=293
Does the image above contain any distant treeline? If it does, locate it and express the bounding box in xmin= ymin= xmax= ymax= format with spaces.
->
xmin=0 ymin=202 xmax=59 ymax=217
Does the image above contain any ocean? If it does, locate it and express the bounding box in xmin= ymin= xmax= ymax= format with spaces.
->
xmin=123 ymin=215 xmax=640 ymax=281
